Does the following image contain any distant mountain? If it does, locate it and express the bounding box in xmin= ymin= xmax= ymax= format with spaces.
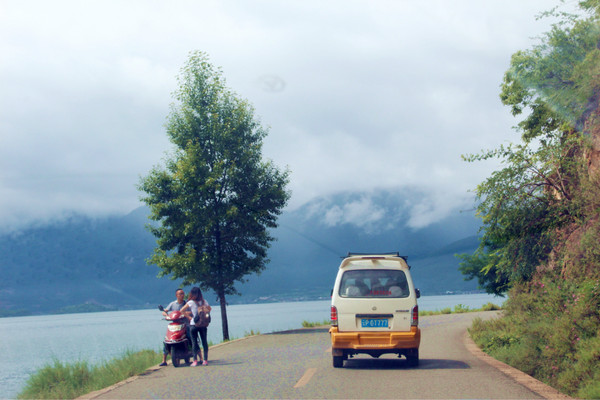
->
xmin=0 ymin=208 xmax=170 ymax=315
xmin=0 ymin=190 xmax=481 ymax=316
xmin=239 ymin=190 xmax=481 ymax=301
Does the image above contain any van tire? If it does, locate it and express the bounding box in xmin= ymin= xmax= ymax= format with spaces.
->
xmin=406 ymin=348 xmax=419 ymax=367
xmin=333 ymin=355 xmax=344 ymax=368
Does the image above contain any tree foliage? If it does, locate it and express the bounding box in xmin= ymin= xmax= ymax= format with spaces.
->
xmin=460 ymin=1 xmax=600 ymax=295
xmin=138 ymin=51 xmax=290 ymax=340
xmin=500 ymin=2 xmax=600 ymax=138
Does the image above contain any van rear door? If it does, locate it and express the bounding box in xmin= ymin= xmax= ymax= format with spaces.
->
xmin=334 ymin=259 xmax=416 ymax=332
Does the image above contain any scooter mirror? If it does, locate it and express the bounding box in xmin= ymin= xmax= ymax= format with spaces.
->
xmin=158 ymin=305 xmax=164 ymax=311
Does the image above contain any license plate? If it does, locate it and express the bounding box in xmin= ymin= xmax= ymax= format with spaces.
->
xmin=361 ymin=318 xmax=388 ymax=328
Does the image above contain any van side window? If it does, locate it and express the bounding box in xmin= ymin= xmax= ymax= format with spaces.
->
xmin=339 ymin=270 xmax=409 ymax=298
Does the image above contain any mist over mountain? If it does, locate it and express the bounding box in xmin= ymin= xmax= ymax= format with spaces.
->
xmin=0 ymin=190 xmax=481 ymax=316
xmin=244 ymin=189 xmax=481 ymax=301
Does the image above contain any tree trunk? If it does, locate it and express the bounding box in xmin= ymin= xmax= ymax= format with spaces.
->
xmin=214 ymin=224 xmax=230 ymax=341
xmin=219 ymin=290 xmax=229 ymax=341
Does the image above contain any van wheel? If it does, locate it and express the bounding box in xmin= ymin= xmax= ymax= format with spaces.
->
xmin=333 ymin=355 xmax=344 ymax=368
xmin=407 ymin=349 xmax=419 ymax=367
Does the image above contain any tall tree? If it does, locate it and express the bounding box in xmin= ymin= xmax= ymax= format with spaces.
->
xmin=139 ymin=51 xmax=290 ymax=340
xmin=459 ymin=1 xmax=600 ymax=294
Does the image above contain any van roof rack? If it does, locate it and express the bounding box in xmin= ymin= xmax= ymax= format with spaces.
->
xmin=345 ymin=252 xmax=408 ymax=261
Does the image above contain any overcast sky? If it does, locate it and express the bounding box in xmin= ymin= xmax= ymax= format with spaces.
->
xmin=0 ymin=0 xmax=563 ymax=232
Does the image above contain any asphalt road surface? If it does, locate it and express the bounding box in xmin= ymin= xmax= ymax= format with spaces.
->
xmin=86 ymin=311 xmax=556 ymax=399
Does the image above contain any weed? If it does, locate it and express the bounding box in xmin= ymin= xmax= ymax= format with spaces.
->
xmin=453 ymin=304 xmax=470 ymax=313
xmin=420 ymin=303 xmax=501 ymax=317
xmin=483 ymin=334 xmax=520 ymax=352
xmin=480 ymin=302 xmax=502 ymax=311
xmin=18 ymin=349 xmax=162 ymax=399
xmin=301 ymin=319 xmax=331 ymax=328
xmin=471 ymin=279 xmax=600 ymax=398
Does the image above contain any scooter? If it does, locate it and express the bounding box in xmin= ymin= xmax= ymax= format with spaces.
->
xmin=158 ymin=305 xmax=193 ymax=367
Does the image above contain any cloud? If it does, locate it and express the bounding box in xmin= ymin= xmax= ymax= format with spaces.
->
xmin=323 ymin=196 xmax=386 ymax=229
xmin=0 ymin=0 xmax=559 ymax=232
xmin=297 ymin=185 xmax=476 ymax=234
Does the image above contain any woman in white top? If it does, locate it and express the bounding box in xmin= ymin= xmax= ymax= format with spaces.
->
xmin=180 ymin=286 xmax=212 ymax=366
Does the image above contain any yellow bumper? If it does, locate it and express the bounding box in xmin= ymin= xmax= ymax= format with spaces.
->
xmin=329 ymin=326 xmax=421 ymax=350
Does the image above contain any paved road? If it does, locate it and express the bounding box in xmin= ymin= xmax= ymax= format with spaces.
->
xmin=87 ymin=311 xmax=551 ymax=399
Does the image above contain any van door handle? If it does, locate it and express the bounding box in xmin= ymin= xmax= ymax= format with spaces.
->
xmin=356 ymin=314 xmax=393 ymax=318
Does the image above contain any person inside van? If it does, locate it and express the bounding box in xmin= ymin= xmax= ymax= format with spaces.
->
xmin=370 ymin=278 xmax=387 ymax=296
xmin=385 ymin=274 xmax=409 ymax=297
xmin=354 ymin=278 xmax=369 ymax=296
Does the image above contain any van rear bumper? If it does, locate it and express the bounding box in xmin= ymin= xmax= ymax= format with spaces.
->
xmin=329 ymin=326 xmax=420 ymax=353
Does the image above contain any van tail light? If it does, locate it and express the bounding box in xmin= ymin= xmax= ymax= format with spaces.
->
xmin=411 ymin=305 xmax=418 ymax=326
xmin=331 ymin=306 xmax=338 ymax=326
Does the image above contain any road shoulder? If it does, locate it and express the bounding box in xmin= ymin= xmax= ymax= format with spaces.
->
xmin=464 ymin=332 xmax=574 ymax=400
xmin=77 ymin=336 xmax=254 ymax=400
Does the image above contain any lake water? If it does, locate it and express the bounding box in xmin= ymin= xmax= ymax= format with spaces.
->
xmin=0 ymin=293 xmax=502 ymax=398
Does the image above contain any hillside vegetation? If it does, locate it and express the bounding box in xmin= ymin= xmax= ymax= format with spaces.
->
xmin=461 ymin=2 xmax=600 ymax=398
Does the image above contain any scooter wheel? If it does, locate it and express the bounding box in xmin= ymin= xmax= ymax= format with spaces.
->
xmin=172 ymin=347 xmax=181 ymax=368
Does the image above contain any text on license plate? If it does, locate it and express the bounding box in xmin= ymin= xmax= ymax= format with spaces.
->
xmin=361 ymin=318 xmax=388 ymax=328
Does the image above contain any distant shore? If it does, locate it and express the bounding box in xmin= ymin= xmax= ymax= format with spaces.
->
xmin=0 ymin=290 xmax=491 ymax=318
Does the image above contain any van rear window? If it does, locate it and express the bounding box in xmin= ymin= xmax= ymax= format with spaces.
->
xmin=339 ymin=269 xmax=409 ymax=298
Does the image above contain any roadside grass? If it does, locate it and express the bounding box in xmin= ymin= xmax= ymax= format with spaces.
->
xmin=469 ymin=279 xmax=600 ymax=399
xmin=302 ymin=319 xmax=331 ymax=328
xmin=18 ymin=349 xmax=162 ymax=399
xmin=419 ymin=302 xmax=502 ymax=316
xmin=302 ymin=302 xmax=504 ymax=327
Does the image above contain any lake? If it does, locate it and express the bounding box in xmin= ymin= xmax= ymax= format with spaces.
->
xmin=0 ymin=293 xmax=502 ymax=398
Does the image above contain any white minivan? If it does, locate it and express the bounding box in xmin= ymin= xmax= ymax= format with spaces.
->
xmin=329 ymin=253 xmax=421 ymax=368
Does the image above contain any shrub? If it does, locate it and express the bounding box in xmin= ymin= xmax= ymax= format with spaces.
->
xmin=480 ymin=302 xmax=502 ymax=311
xmin=558 ymin=335 xmax=600 ymax=398
xmin=471 ymin=278 xmax=600 ymax=398
xmin=453 ymin=304 xmax=470 ymax=313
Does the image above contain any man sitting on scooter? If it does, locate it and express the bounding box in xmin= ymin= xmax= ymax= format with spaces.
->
xmin=160 ymin=288 xmax=189 ymax=366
